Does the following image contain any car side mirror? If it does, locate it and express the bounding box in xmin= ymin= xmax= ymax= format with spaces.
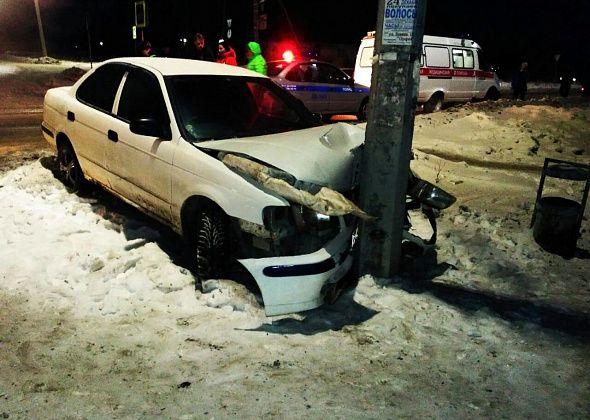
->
xmin=129 ymin=118 xmax=171 ymax=140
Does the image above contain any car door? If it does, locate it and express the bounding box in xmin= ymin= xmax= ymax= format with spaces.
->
xmin=106 ymin=66 xmax=174 ymax=223
xmin=285 ymin=63 xmax=329 ymax=114
xmin=451 ymin=48 xmax=477 ymax=100
xmin=72 ymin=63 xmax=127 ymax=187
xmin=421 ymin=45 xmax=452 ymax=102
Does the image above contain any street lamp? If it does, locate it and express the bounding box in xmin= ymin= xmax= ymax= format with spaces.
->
xmin=33 ymin=0 xmax=48 ymax=57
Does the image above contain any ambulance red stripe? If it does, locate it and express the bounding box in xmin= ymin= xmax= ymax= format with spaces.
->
xmin=420 ymin=68 xmax=495 ymax=79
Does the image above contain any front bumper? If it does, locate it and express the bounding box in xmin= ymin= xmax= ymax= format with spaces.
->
xmin=238 ymin=223 xmax=354 ymax=316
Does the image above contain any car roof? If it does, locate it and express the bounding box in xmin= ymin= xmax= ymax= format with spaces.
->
xmin=268 ymin=59 xmax=334 ymax=66
xmin=102 ymin=57 xmax=264 ymax=78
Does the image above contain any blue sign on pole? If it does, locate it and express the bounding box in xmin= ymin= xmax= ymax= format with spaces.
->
xmin=382 ymin=0 xmax=417 ymax=45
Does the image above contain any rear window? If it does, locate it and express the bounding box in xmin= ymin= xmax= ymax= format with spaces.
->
xmin=359 ymin=47 xmax=374 ymax=68
xmin=76 ymin=64 xmax=126 ymax=113
xmin=452 ymin=49 xmax=475 ymax=69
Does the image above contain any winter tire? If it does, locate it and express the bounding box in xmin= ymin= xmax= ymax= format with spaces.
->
xmin=194 ymin=208 xmax=228 ymax=282
xmin=57 ymin=142 xmax=85 ymax=192
xmin=424 ymin=94 xmax=443 ymax=113
xmin=357 ymin=98 xmax=369 ymax=121
xmin=485 ymin=87 xmax=500 ymax=101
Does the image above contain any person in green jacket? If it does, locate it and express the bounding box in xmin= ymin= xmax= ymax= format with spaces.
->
xmin=246 ymin=41 xmax=267 ymax=75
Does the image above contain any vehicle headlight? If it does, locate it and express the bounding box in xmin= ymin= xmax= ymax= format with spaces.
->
xmin=292 ymin=205 xmax=339 ymax=234
xmin=408 ymin=179 xmax=456 ymax=210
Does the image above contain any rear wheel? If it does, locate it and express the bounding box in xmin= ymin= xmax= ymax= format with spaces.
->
xmin=485 ymin=87 xmax=500 ymax=101
xmin=424 ymin=93 xmax=443 ymax=113
xmin=57 ymin=142 xmax=85 ymax=192
xmin=357 ymin=98 xmax=369 ymax=121
xmin=193 ymin=207 xmax=228 ymax=284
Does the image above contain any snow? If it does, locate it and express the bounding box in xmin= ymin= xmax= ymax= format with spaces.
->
xmin=0 ymin=58 xmax=589 ymax=418
xmin=0 ymin=161 xmax=266 ymax=320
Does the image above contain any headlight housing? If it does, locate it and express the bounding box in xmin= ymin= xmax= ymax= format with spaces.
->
xmin=240 ymin=205 xmax=341 ymax=257
xmin=407 ymin=179 xmax=456 ymax=210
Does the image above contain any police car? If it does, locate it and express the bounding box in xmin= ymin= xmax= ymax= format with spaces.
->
xmin=268 ymin=60 xmax=370 ymax=120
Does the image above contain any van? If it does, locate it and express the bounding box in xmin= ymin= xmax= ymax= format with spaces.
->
xmin=354 ymin=32 xmax=500 ymax=112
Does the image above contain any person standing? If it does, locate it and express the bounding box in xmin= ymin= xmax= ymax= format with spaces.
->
xmin=137 ymin=40 xmax=155 ymax=57
xmin=189 ymin=33 xmax=215 ymax=61
xmin=246 ymin=41 xmax=267 ymax=75
xmin=216 ymin=39 xmax=237 ymax=66
xmin=511 ymin=62 xmax=528 ymax=100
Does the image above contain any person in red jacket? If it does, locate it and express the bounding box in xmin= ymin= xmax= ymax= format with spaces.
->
xmin=216 ymin=39 xmax=237 ymax=66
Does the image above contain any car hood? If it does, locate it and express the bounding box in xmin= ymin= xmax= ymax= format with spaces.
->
xmin=197 ymin=122 xmax=365 ymax=191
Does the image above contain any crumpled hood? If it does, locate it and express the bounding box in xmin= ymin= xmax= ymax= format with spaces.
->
xmin=197 ymin=122 xmax=365 ymax=191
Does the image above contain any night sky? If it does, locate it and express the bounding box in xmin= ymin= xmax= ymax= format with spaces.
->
xmin=1 ymin=0 xmax=588 ymax=80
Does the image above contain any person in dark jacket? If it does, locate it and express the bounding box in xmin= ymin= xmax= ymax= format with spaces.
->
xmin=216 ymin=39 xmax=237 ymax=66
xmin=511 ymin=62 xmax=528 ymax=100
xmin=137 ymin=40 xmax=155 ymax=57
xmin=188 ymin=32 xmax=215 ymax=61
xmin=246 ymin=41 xmax=267 ymax=75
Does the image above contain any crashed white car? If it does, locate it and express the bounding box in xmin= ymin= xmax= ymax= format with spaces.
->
xmin=42 ymin=57 xmax=368 ymax=316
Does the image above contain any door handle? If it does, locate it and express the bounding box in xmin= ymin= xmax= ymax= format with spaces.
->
xmin=67 ymin=111 xmax=75 ymax=121
xmin=107 ymin=129 xmax=118 ymax=142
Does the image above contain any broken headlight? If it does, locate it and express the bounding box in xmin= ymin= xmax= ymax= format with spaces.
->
xmin=239 ymin=205 xmax=341 ymax=257
xmin=290 ymin=205 xmax=339 ymax=236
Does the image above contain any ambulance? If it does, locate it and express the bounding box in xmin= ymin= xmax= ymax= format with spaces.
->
xmin=354 ymin=32 xmax=501 ymax=112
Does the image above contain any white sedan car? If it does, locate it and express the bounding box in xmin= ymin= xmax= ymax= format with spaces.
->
xmin=42 ymin=57 xmax=367 ymax=316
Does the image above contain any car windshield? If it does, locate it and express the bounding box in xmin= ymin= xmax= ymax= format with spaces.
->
xmin=166 ymin=75 xmax=318 ymax=142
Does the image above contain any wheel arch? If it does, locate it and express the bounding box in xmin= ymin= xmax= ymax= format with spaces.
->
xmin=357 ymin=96 xmax=369 ymax=121
xmin=55 ymin=132 xmax=72 ymax=150
xmin=485 ymin=86 xmax=500 ymax=100
xmin=424 ymin=91 xmax=445 ymax=113
xmin=427 ymin=90 xmax=445 ymax=102
xmin=180 ymin=195 xmax=228 ymax=242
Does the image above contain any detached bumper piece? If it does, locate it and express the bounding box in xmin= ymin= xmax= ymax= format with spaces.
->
xmin=238 ymin=225 xmax=354 ymax=316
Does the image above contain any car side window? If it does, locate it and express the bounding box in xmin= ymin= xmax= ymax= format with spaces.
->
xmin=318 ymin=64 xmax=350 ymax=85
xmin=117 ymin=68 xmax=169 ymax=123
xmin=452 ymin=49 xmax=475 ymax=69
xmin=425 ymin=46 xmax=450 ymax=68
xmin=299 ymin=64 xmax=320 ymax=83
xmin=76 ymin=64 xmax=126 ymax=113
xmin=285 ymin=65 xmax=305 ymax=82
xmin=359 ymin=46 xmax=374 ymax=68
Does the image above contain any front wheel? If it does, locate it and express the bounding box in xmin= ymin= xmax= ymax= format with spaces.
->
xmin=357 ymin=98 xmax=369 ymax=121
xmin=193 ymin=207 xmax=228 ymax=284
xmin=57 ymin=142 xmax=85 ymax=192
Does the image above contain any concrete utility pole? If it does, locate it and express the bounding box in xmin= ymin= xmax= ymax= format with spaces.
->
xmin=252 ymin=0 xmax=260 ymax=42
xmin=33 ymin=0 xmax=48 ymax=57
xmin=356 ymin=0 xmax=427 ymax=277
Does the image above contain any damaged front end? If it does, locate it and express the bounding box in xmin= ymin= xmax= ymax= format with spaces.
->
xmin=222 ymin=153 xmax=362 ymax=316
xmin=195 ymin=123 xmax=368 ymax=315
xmin=239 ymin=205 xmax=342 ymax=258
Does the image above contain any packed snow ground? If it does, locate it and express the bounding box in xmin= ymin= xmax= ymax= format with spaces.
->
xmin=0 ymin=58 xmax=589 ymax=418
xmin=0 ymin=160 xmax=588 ymax=418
